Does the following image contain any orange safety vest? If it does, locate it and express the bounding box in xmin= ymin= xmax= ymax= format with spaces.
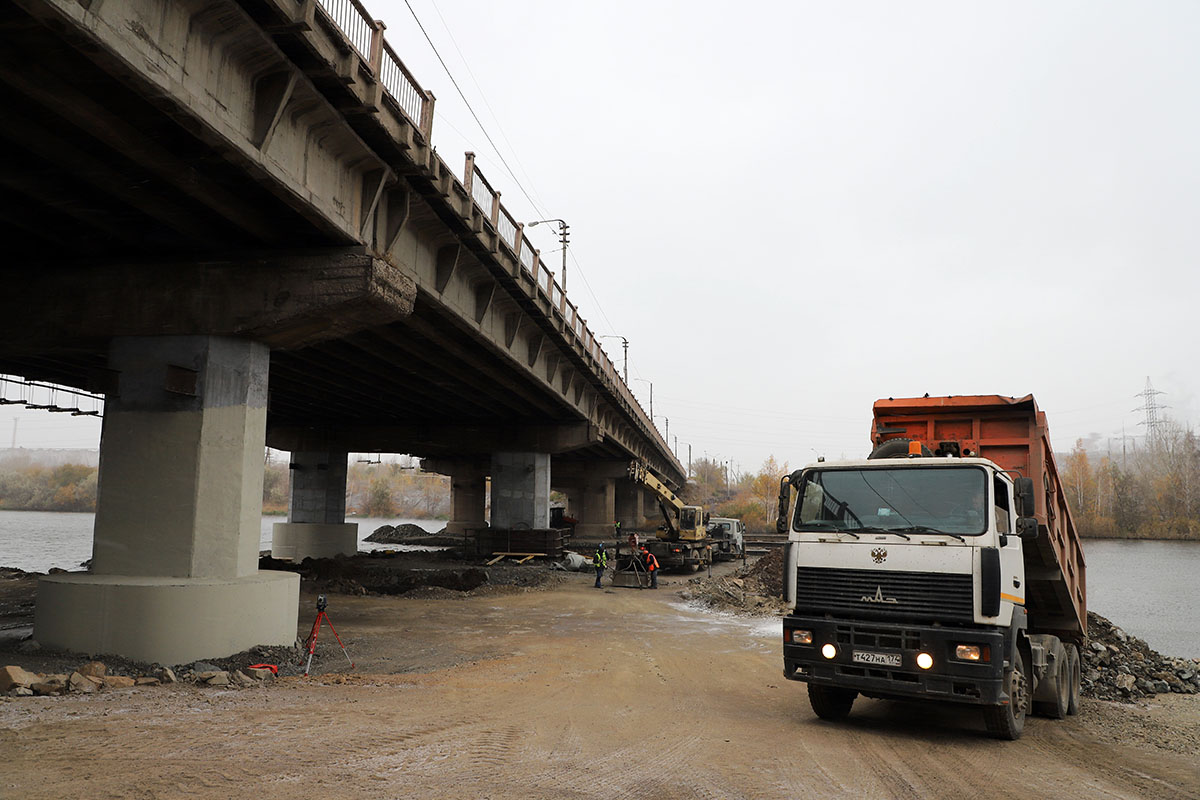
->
xmin=642 ymin=549 xmax=658 ymax=571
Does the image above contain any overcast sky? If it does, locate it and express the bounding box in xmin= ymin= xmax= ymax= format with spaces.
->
xmin=4 ymin=0 xmax=1198 ymax=475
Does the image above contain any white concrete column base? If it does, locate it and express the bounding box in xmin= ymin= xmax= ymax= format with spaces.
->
xmin=271 ymin=522 xmax=358 ymax=561
xmin=442 ymin=520 xmax=481 ymax=535
xmin=33 ymin=571 xmax=300 ymax=665
xmin=575 ymin=522 xmax=615 ymax=539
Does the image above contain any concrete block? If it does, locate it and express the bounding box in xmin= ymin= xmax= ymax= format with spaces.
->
xmin=0 ymin=666 xmax=41 ymax=692
xmin=272 ymin=523 xmax=357 ymax=561
xmin=34 ymin=571 xmax=300 ymax=665
xmin=68 ymin=672 xmax=98 ymax=693
xmin=77 ymin=661 xmax=107 ymax=678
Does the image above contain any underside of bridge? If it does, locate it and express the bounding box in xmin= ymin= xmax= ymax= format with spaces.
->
xmin=0 ymin=0 xmax=682 ymax=663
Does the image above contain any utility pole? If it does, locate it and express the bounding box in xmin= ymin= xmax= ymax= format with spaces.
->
xmin=687 ymin=444 xmax=692 ymax=480
xmin=10 ymin=418 xmax=16 ymax=450
xmin=527 ymin=219 xmax=569 ymax=291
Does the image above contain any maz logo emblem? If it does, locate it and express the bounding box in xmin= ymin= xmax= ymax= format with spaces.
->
xmin=870 ymin=547 xmax=887 ymax=563
xmin=860 ymin=586 xmax=899 ymax=604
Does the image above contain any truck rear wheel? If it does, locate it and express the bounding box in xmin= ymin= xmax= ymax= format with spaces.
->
xmin=1034 ymin=641 xmax=1070 ymax=720
xmin=983 ymin=648 xmax=1028 ymax=740
xmin=807 ymin=684 xmax=856 ymax=721
xmin=1065 ymin=644 xmax=1081 ymax=716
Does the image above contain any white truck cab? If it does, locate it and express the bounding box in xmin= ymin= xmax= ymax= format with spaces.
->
xmin=706 ymin=516 xmax=745 ymax=560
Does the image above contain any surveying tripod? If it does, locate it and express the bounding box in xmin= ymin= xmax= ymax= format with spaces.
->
xmin=302 ymin=594 xmax=354 ymax=677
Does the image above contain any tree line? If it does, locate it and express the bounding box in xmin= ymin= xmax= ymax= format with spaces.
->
xmin=1057 ymin=423 xmax=1199 ymax=540
xmin=7 ymin=433 xmax=1196 ymax=540
xmin=263 ymin=457 xmax=451 ymax=519
xmin=1 ymin=456 xmax=451 ymax=520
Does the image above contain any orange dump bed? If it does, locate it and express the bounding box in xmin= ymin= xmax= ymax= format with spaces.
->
xmin=871 ymin=395 xmax=1087 ymax=641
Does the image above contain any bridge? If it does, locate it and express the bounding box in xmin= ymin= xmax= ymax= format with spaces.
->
xmin=0 ymin=0 xmax=683 ymax=662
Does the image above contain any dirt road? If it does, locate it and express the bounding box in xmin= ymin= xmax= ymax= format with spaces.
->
xmin=2 ymin=572 xmax=1197 ymax=799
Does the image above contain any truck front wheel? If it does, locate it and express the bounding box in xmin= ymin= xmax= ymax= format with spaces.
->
xmin=807 ymin=684 xmax=856 ymax=721
xmin=983 ymin=648 xmax=1028 ymax=740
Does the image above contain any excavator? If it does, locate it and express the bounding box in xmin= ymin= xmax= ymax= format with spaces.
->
xmin=612 ymin=461 xmax=712 ymax=586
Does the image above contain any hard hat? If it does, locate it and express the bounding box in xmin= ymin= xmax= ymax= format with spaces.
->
xmin=597 ymin=542 xmax=604 ymax=548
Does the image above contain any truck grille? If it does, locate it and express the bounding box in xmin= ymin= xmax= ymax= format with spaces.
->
xmin=795 ymin=567 xmax=973 ymax=623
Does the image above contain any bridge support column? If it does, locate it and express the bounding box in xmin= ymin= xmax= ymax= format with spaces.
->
xmin=615 ymin=479 xmax=645 ymax=531
xmin=558 ymin=489 xmax=580 ymax=519
xmin=272 ymin=451 xmax=356 ymax=561
xmin=446 ymin=465 xmax=488 ymax=535
xmin=34 ymin=336 xmax=298 ymax=664
xmin=490 ymin=452 xmax=550 ymax=529
xmin=576 ymin=470 xmax=616 ymax=539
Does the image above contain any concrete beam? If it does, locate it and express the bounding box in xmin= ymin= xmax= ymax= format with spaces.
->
xmin=269 ymin=422 xmax=602 ymax=456
xmin=0 ymin=249 xmax=416 ymax=355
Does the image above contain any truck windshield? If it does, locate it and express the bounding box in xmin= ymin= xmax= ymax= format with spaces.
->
xmin=794 ymin=466 xmax=988 ymax=536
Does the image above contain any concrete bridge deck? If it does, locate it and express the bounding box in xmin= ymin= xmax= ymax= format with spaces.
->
xmin=0 ymin=0 xmax=684 ymax=662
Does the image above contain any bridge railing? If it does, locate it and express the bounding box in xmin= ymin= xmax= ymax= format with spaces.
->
xmin=310 ymin=0 xmax=669 ymax=461
xmin=456 ymin=155 xmax=664 ymax=453
xmin=316 ymin=0 xmax=373 ymax=61
xmin=314 ymin=0 xmax=435 ymax=139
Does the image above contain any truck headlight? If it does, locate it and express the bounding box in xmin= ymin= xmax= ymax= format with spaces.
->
xmin=916 ymin=652 xmax=934 ymax=670
xmin=821 ymin=643 xmax=837 ymax=659
xmin=955 ymin=644 xmax=988 ymax=662
xmin=786 ymin=629 xmax=813 ymax=644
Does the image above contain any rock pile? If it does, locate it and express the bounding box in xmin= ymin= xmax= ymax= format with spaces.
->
xmin=2 ymin=659 xmax=168 ymax=697
xmin=1 ymin=641 xmax=299 ymax=700
xmin=679 ymin=547 xmax=789 ymax=615
xmin=1081 ymin=611 xmax=1199 ymax=700
xmin=364 ymin=523 xmax=436 ymax=543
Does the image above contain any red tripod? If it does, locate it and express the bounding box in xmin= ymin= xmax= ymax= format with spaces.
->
xmin=303 ymin=595 xmax=354 ymax=677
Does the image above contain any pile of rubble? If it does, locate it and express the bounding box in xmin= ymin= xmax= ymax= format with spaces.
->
xmin=0 ymin=658 xmax=280 ymax=698
xmin=679 ymin=547 xmax=789 ymax=615
xmin=364 ymin=523 xmax=442 ymax=543
xmin=1081 ymin=611 xmax=1199 ymax=700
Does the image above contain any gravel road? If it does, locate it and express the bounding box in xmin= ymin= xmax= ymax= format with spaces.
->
xmin=1 ymin=571 xmax=1197 ymax=799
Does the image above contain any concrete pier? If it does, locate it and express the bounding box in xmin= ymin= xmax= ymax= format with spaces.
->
xmin=490 ymin=452 xmax=550 ymax=530
xmin=272 ymin=451 xmax=357 ymax=561
xmin=34 ymin=336 xmax=298 ymax=664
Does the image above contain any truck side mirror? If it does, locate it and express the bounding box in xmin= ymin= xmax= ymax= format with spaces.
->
xmin=1016 ymin=516 xmax=1039 ymax=540
xmin=1014 ymin=477 xmax=1036 ymax=517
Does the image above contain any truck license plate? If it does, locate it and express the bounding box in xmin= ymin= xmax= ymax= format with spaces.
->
xmin=852 ymin=650 xmax=901 ymax=667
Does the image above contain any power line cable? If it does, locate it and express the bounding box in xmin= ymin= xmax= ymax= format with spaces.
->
xmin=402 ymin=0 xmax=619 ymax=381
xmin=400 ymin=0 xmax=543 ymax=216
xmin=424 ymin=0 xmax=553 ymax=219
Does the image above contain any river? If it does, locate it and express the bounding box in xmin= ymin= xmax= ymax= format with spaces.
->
xmin=0 ymin=511 xmax=1196 ymax=657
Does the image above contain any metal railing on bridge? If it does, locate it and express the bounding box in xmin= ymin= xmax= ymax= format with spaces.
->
xmin=310 ymin=0 xmax=670 ymax=460
xmin=0 ymin=375 xmax=104 ymax=417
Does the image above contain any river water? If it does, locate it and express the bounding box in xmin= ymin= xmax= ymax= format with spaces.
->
xmin=0 ymin=511 xmax=1196 ymax=657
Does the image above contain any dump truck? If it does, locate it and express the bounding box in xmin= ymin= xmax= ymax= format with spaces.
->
xmin=612 ymin=461 xmax=712 ymax=586
xmin=776 ymin=394 xmax=1086 ymax=739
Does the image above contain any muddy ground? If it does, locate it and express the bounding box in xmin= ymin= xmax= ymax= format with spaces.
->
xmin=0 ymin=552 xmax=1198 ymax=799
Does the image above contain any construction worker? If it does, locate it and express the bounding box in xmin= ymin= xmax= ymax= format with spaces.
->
xmin=640 ymin=546 xmax=659 ymax=589
xmin=592 ymin=542 xmax=607 ymax=588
